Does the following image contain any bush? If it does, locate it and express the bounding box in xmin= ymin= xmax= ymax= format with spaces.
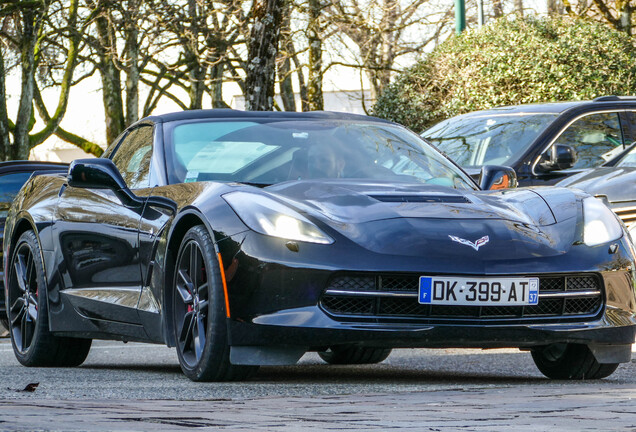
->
xmin=373 ymin=17 xmax=636 ymax=132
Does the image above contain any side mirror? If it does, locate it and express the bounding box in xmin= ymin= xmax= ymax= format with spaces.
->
xmin=479 ymin=165 xmax=518 ymax=190
xmin=67 ymin=158 xmax=176 ymax=212
xmin=539 ymin=144 xmax=577 ymax=171
xmin=67 ymin=158 xmax=127 ymax=190
xmin=68 ymin=158 xmax=145 ymax=208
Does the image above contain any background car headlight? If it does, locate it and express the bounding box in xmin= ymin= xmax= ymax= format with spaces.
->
xmin=583 ymin=197 xmax=623 ymax=247
xmin=223 ymin=191 xmax=334 ymax=244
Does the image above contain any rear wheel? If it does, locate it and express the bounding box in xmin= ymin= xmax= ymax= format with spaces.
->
xmin=531 ymin=343 xmax=619 ymax=380
xmin=318 ymin=345 xmax=392 ymax=365
xmin=173 ymin=225 xmax=258 ymax=381
xmin=7 ymin=231 xmax=91 ymax=367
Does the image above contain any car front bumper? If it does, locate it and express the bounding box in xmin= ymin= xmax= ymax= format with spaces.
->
xmin=219 ymin=231 xmax=636 ymax=364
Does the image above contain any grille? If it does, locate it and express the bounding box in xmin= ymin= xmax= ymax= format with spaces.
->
xmin=320 ymin=274 xmax=603 ymax=322
xmin=612 ymin=205 xmax=636 ymax=229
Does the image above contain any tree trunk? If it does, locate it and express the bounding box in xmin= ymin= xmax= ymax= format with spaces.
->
xmin=619 ymin=0 xmax=631 ymax=35
xmin=515 ymin=0 xmax=524 ymax=15
xmin=278 ymin=56 xmax=296 ymax=111
xmin=245 ymin=0 xmax=283 ymax=111
xmin=186 ymin=0 xmax=205 ymax=109
xmin=307 ymin=0 xmax=323 ymax=111
xmin=125 ymin=0 xmax=140 ymax=125
xmin=0 ymin=45 xmax=10 ymax=160
xmin=278 ymin=3 xmax=296 ymax=111
xmin=493 ymin=0 xmax=504 ymax=17
xmin=13 ymin=7 xmax=40 ymax=160
xmin=376 ymin=0 xmax=398 ymax=101
xmin=290 ymin=51 xmax=309 ymax=112
xmin=210 ymin=62 xmax=229 ymax=108
xmin=95 ymin=15 xmax=125 ymax=145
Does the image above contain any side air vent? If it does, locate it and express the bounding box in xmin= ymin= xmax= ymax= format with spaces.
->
xmin=369 ymin=194 xmax=471 ymax=204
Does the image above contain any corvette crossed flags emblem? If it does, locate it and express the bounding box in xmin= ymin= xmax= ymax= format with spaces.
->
xmin=448 ymin=235 xmax=490 ymax=251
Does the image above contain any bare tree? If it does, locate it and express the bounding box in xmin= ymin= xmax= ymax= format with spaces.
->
xmin=149 ymin=0 xmax=247 ymax=111
xmin=0 ymin=0 xmax=98 ymax=160
xmin=325 ymin=0 xmax=454 ymax=105
xmin=79 ymin=0 xmax=162 ymax=146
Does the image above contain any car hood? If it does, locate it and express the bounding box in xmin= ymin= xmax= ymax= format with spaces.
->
xmin=556 ymin=167 xmax=636 ymax=203
xmin=265 ymin=180 xmax=582 ymax=259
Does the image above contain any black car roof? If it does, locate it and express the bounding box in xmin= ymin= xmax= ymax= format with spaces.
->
xmin=0 ymin=160 xmax=68 ymax=174
xmin=447 ymin=98 xmax=636 ymax=118
xmin=141 ymin=109 xmax=392 ymax=124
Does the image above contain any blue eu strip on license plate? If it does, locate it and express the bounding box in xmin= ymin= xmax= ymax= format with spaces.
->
xmin=419 ymin=276 xmax=539 ymax=306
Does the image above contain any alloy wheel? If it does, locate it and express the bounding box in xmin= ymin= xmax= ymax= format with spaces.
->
xmin=9 ymin=242 xmax=39 ymax=354
xmin=174 ymin=240 xmax=209 ymax=368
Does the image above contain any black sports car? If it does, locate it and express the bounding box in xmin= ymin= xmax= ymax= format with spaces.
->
xmin=4 ymin=110 xmax=635 ymax=381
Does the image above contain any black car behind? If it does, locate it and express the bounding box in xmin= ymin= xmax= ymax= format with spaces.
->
xmin=422 ymin=96 xmax=636 ymax=186
xmin=0 ymin=161 xmax=68 ymax=327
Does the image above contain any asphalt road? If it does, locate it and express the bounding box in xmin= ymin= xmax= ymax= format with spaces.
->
xmin=1 ymin=338 xmax=635 ymax=430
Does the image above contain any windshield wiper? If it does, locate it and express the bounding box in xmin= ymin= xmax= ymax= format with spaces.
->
xmin=238 ymin=181 xmax=271 ymax=188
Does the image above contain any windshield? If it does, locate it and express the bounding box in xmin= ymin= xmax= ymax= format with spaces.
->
xmin=164 ymin=119 xmax=476 ymax=190
xmin=615 ymin=144 xmax=636 ymax=167
xmin=423 ymin=113 xmax=558 ymax=168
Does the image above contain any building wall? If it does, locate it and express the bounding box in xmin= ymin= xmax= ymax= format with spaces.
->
xmin=231 ymin=90 xmax=374 ymax=115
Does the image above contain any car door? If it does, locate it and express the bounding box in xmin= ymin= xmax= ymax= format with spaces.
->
xmin=53 ymin=124 xmax=154 ymax=325
xmin=530 ymin=111 xmax=626 ymax=185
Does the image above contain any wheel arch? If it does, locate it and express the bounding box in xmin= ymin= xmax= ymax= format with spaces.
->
xmin=163 ymin=208 xmax=217 ymax=347
xmin=5 ymin=214 xmax=49 ymax=329
xmin=6 ymin=214 xmax=43 ymax=276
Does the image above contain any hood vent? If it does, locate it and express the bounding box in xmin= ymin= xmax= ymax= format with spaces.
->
xmin=369 ymin=194 xmax=471 ymax=204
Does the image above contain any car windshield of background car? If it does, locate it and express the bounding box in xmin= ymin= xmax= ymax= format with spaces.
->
xmin=423 ymin=113 xmax=558 ymax=168
xmin=0 ymin=172 xmax=34 ymax=218
xmin=166 ymin=119 xmax=476 ymax=190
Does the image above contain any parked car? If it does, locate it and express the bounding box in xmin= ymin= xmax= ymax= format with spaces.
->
xmin=422 ymin=96 xmax=636 ymax=186
xmin=0 ymin=161 xmax=68 ymax=329
xmin=557 ymin=142 xmax=636 ymax=234
xmin=4 ymin=110 xmax=635 ymax=381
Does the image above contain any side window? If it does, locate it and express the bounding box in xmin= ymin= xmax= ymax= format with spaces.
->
xmin=552 ymin=112 xmax=624 ymax=169
xmin=111 ymin=125 xmax=154 ymax=189
xmin=102 ymin=130 xmax=127 ymax=159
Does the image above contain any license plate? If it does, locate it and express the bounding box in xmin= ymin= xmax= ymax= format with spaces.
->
xmin=419 ymin=276 xmax=539 ymax=306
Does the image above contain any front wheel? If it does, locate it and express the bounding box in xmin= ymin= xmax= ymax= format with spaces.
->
xmin=7 ymin=230 xmax=91 ymax=367
xmin=318 ymin=345 xmax=392 ymax=365
xmin=531 ymin=343 xmax=619 ymax=380
xmin=173 ymin=225 xmax=258 ymax=381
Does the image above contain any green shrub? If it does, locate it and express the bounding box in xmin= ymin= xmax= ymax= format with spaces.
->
xmin=373 ymin=17 xmax=636 ymax=132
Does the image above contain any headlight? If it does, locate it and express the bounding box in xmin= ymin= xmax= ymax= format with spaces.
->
xmin=583 ymin=197 xmax=623 ymax=247
xmin=223 ymin=191 xmax=334 ymax=244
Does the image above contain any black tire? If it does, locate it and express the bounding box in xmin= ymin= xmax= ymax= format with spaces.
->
xmin=531 ymin=343 xmax=619 ymax=380
xmin=7 ymin=231 xmax=91 ymax=367
xmin=318 ymin=345 xmax=392 ymax=365
xmin=173 ymin=225 xmax=258 ymax=381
